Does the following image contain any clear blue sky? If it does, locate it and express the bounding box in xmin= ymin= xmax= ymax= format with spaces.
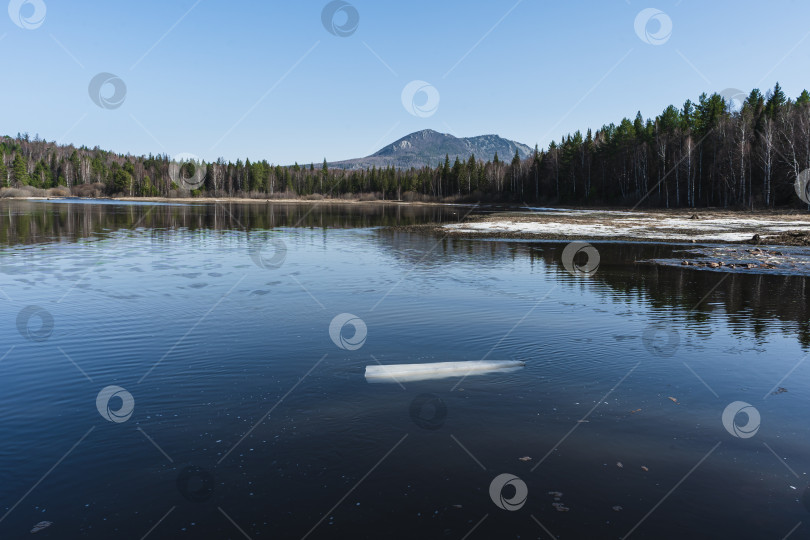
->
xmin=3 ymin=0 xmax=809 ymax=164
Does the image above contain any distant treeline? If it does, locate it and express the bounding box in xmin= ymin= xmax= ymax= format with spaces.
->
xmin=2 ymin=83 xmax=808 ymax=208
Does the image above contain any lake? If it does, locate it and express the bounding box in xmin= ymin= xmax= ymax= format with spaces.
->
xmin=1 ymin=199 xmax=809 ymax=539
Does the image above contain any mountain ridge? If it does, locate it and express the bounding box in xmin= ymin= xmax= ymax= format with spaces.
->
xmin=327 ymin=129 xmax=533 ymax=170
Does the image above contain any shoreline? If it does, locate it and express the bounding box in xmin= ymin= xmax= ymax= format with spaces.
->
xmin=5 ymin=194 xmax=810 ymax=212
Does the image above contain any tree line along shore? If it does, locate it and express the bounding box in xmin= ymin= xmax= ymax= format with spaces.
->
xmin=2 ymin=83 xmax=809 ymax=210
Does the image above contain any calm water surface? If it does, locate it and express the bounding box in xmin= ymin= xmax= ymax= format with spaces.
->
xmin=1 ymin=200 xmax=809 ymax=539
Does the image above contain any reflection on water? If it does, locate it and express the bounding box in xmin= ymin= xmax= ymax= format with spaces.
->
xmin=378 ymin=231 xmax=810 ymax=349
xmin=0 ymin=199 xmax=468 ymax=246
xmin=0 ymin=200 xmax=809 ymax=540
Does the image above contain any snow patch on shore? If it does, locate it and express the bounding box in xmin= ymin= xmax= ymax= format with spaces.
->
xmin=445 ymin=214 xmax=810 ymax=242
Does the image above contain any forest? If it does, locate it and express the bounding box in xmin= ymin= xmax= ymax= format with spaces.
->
xmin=2 ymin=83 xmax=808 ymax=209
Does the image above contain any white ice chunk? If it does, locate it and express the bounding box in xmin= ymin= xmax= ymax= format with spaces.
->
xmin=365 ymin=360 xmax=525 ymax=383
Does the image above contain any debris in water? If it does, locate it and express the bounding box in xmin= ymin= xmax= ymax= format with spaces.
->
xmin=630 ymin=408 xmax=642 ymax=414
xmin=667 ymin=397 xmax=678 ymax=404
xmin=648 ymin=244 xmax=810 ymax=275
xmin=31 ymin=522 xmax=52 ymax=534
xmin=548 ymin=491 xmax=563 ymax=498
xmin=641 ymin=466 xmax=649 ymax=472
xmin=518 ymin=456 xmax=532 ymax=462
xmin=771 ymin=387 xmax=788 ymax=396
xmin=616 ymin=462 xmax=624 ymax=468
xmin=552 ymin=502 xmax=570 ymax=512
xmin=612 ymin=506 xmax=623 ymax=512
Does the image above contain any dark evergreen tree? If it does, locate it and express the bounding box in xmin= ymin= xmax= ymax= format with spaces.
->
xmin=11 ymin=153 xmax=28 ymax=185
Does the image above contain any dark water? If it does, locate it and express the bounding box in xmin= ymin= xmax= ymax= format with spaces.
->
xmin=1 ymin=200 xmax=809 ymax=540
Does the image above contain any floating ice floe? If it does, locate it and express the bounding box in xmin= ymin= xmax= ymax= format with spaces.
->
xmin=31 ymin=521 xmax=53 ymax=534
xmin=365 ymin=360 xmax=525 ymax=383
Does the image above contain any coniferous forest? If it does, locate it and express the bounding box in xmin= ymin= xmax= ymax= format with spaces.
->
xmin=3 ymin=83 xmax=809 ymax=209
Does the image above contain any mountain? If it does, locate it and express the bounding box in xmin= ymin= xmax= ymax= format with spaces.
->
xmin=328 ymin=129 xmax=533 ymax=170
